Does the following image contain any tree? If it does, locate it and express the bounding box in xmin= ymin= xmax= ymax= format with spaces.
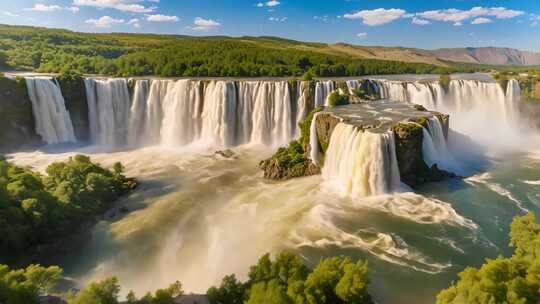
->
xmin=437 ymin=213 xmax=540 ymax=304
xmin=207 ymin=275 xmax=245 ymax=304
xmin=68 ymin=277 xmax=120 ymax=304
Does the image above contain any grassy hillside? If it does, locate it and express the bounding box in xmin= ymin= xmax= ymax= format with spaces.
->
xmin=0 ymin=24 xmax=475 ymax=77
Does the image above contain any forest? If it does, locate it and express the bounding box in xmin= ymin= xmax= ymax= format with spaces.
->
xmin=0 ymin=155 xmax=136 ymax=265
xmin=0 ymin=24 xmax=476 ymax=78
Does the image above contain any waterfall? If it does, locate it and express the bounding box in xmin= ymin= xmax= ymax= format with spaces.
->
xmin=160 ymin=80 xmax=202 ymax=146
xmin=322 ymin=123 xmax=402 ymax=197
xmin=128 ymin=80 xmax=150 ymax=146
xmin=25 ymin=77 xmax=76 ymax=144
xmin=421 ymin=117 xmax=461 ymax=174
xmin=295 ymin=81 xmax=311 ymax=136
xmin=374 ymin=78 xmax=521 ymax=148
xmin=314 ymin=80 xmax=334 ymax=107
xmin=200 ymin=81 xmax=238 ymax=148
xmin=309 ymin=112 xmax=322 ymax=166
xmin=84 ymin=78 xmax=131 ymax=146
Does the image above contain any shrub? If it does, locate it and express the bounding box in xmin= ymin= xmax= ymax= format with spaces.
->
xmin=327 ymin=91 xmax=349 ymax=107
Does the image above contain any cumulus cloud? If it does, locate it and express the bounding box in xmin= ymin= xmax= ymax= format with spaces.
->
xmin=85 ymin=15 xmax=125 ymax=27
xmin=471 ymin=17 xmax=493 ymax=24
xmin=24 ymin=4 xmax=79 ymax=12
xmin=188 ymin=17 xmax=221 ymax=30
xmin=416 ymin=7 xmax=523 ymax=24
xmin=356 ymin=32 xmax=368 ymax=39
xmin=73 ymin=0 xmax=156 ymax=13
xmin=411 ymin=17 xmax=430 ymax=25
xmin=266 ymin=1 xmax=280 ymax=7
xmin=344 ymin=8 xmax=407 ymax=26
xmin=146 ymin=14 xmax=179 ymax=22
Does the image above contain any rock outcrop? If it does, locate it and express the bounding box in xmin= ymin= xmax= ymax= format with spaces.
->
xmin=262 ymin=99 xmax=456 ymax=188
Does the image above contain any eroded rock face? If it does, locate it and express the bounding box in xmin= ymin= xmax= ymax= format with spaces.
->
xmin=0 ymin=77 xmax=42 ymax=152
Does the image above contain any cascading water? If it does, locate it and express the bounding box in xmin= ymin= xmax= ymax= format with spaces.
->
xmin=374 ymin=78 xmax=524 ymax=149
xmin=84 ymin=78 xmax=305 ymax=150
xmin=24 ymin=77 xmax=76 ymax=144
xmin=84 ymin=78 xmax=131 ymax=147
xmin=314 ymin=80 xmax=334 ymax=107
xmin=160 ymin=80 xmax=202 ymax=147
xmin=421 ymin=117 xmax=462 ymax=174
xmin=322 ymin=123 xmax=402 ymax=197
xmin=295 ymin=81 xmax=310 ymax=136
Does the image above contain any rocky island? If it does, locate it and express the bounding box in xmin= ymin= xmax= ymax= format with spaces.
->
xmin=260 ymin=98 xmax=454 ymax=188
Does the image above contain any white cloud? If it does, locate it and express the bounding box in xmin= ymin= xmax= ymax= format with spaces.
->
xmin=268 ymin=16 xmax=287 ymax=22
xmin=257 ymin=0 xmax=279 ymax=8
xmin=25 ymin=4 xmax=62 ymax=12
xmin=411 ymin=17 xmax=430 ymax=25
xmin=417 ymin=7 xmax=523 ymax=24
xmin=128 ymin=18 xmax=140 ymax=27
xmin=471 ymin=17 xmax=493 ymax=25
xmin=344 ymin=8 xmax=406 ymax=26
xmin=266 ymin=0 xmax=280 ymax=7
xmin=188 ymin=17 xmax=221 ymax=30
xmin=3 ymin=11 xmax=19 ymax=17
xmin=85 ymin=15 xmax=125 ymax=27
xmin=146 ymin=14 xmax=179 ymax=22
xmin=356 ymin=32 xmax=368 ymax=39
xmin=24 ymin=4 xmax=80 ymax=13
xmin=73 ymin=0 xmax=156 ymax=13
xmin=313 ymin=15 xmax=329 ymax=22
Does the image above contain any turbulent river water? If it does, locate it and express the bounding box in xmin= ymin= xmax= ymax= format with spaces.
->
xmin=8 ymin=74 xmax=540 ymax=303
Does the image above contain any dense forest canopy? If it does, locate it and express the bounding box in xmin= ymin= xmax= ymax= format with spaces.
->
xmin=0 ymin=155 xmax=136 ymax=266
xmin=0 ymin=24 xmax=477 ymax=77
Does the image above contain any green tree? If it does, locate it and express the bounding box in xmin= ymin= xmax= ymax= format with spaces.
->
xmin=69 ymin=277 xmax=120 ymax=304
xmin=437 ymin=213 xmax=540 ymax=304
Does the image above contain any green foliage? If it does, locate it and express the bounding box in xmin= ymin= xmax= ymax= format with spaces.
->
xmin=327 ymin=91 xmax=349 ymax=107
xmin=68 ymin=277 xmax=120 ymax=304
xmin=439 ymin=74 xmax=451 ymax=91
xmin=207 ymin=275 xmax=246 ymax=304
xmin=0 ymin=24 xmax=472 ymax=77
xmin=302 ymin=71 xmax=314 ymax=81
xmin=437 ymin=213 xmax=540 ymax=304
xmin=208 ymin=252 xmax=371 ymax=304
xmin=0 ymin=155 xmax=135 ymax=265
xmin=0 ymin=264 xmax=61 ymax=304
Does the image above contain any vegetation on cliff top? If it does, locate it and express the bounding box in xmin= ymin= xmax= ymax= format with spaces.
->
xmin=0 ymin=24 xmax=473 ymax=77
xmin=259 ymin=108 xmax=323 ymax=179
xmin=0 ymin=155 xmax=136 ymax=265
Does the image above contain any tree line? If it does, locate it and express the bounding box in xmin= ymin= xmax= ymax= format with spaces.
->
xmin=0 ymin=25 xmax=477 ymax=78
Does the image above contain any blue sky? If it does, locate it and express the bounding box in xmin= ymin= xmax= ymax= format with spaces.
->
xmin=1 ymin=0 xmax=539 ymax=51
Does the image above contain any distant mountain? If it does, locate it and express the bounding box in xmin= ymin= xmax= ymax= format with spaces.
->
xmin=421 ymin=47 xmax=540 ymax=66
xmin=322 ymin=44 xmax=540 ymax=66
